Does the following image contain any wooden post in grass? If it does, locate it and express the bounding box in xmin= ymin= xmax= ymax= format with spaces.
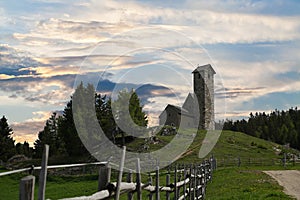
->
xmin=20 ymin=175 xmax=35 ymax=200
xmin=193 ymin=165 xmax=196 ymax=200
xmin=98 ymin=163 xmax=111 ymax=191
xmin=293 ymin=154 xmax=296 ymax=166
xmin=155 ymin=165 xmax=160 ymax=200
xmin=166 ymin=173 xmax=170 ymax=200
xmin=183 ymin=165 xmax=187 ymax=200
xmin=115 ymin=146 xmax=126 ymax=200
xmin=148 ymin=175 xmax=153 ymax=200
xmin=174 ymin=165 xmax=177 ymax=200
xmin=38 ymin=144 xmax=49 ymax=200
xmin=127 ymin=170 xmax=133 ymax=200
xmin=136 ymin=158 xmax=142 ymax=200
xmin=188 ymin=165 xmax=192 ymax=200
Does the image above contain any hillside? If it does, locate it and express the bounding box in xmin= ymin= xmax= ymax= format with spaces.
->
xmin=127 ymin=129 xmax=299 ymax=166
xmin=1 ymin=130 xmax=299 ymax=199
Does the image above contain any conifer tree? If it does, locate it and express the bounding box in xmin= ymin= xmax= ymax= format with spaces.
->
xmin=0 ymin=116 xmax=16 ymax=161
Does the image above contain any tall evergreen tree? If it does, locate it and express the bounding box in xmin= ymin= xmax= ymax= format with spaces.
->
xmin=58 ymin=82 xmax=90 ymax=157
xmin=0 ymin=116 xmax=16 ymax=161
xmin=34 ymin=112 xmax=66 ymax=158
xmin=112 ymin=89 xmax=148 ymax=144
xmin=96 ymin=94 xmax=116 ymax=142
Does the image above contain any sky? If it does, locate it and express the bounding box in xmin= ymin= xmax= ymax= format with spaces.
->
xmin=0 ymin=0 xmax=299 ymax=146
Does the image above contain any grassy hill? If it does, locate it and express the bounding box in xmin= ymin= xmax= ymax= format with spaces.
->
xmin=127 ymin=129 xmax=298 ymax=165
xmin=1 ymin=130 xmax=299 ymax=199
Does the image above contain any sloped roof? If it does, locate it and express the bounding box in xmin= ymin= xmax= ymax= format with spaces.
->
xmin=192 ymin=64 xmax=216 ymax=74
xmin=161 ymin=104 xmax=194 ymax=117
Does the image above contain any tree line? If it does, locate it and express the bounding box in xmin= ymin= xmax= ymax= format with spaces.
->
xmin=0 ymin=83 xmax=147 ymax=161
xmin=223 ymin=107 xmax=300 ymax=150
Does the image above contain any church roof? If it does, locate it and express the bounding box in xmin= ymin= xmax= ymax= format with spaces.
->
xmin=192 ymin=64 xmax=216 ymax=74
xmin=162 ymin=104 xmax=194 ymax=117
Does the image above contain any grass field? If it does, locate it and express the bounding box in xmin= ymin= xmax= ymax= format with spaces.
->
xmin=1 ymin=166 xmax=297 ymax=199
xmin=206 ymin=167 xmax=296 ymax=200
xmin=128 ymin=129 xmax=298 ymax=166
xmin=0 ymin=130 xmax=299 ymax=199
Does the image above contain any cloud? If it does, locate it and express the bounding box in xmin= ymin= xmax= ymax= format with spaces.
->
xmin=0 ymin=74 xmax=15 ymax=80
xmin=10 ymin=110 xmax=53 ymax=145
xmin=215 ymin=87 xmax=266 ymax=99
xmin=0 ymin=49 xmax=181 ymax=107
xmin=1 ymin=0 xmax=300 ymax=145
xmin=211 ymin=58 xmax=300 ymax=120
xmin=8 ymin=1 xmax=299 ymax=59
xmin=0 ymin=47 xmax=71 ymax=107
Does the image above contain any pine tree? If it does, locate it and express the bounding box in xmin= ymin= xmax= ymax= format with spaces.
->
xmin=0 ymin=116 xmax=16 ymax=161
xmin=112 ymin=89 xmax=148 ymax=144
xmin=96 ymin=94 xmax=116 ymax=142
xmin=58 ymin=82 xmax=90 ymax=157
xmin=129 ymin=92 xmax=148 ymax=127
xmin=34 ymin=112 xmax=66 ymax=158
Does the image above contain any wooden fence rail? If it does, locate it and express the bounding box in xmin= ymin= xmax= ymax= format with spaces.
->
xmin=62 ymin=154 xmax=215 ymax=200
xmin=0 ymin=145 xmax=216 ymax=200
xmin=216 ymin=155 xmax=300 ymax=168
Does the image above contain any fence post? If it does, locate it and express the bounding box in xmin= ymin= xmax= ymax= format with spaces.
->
xmin=188 ymin=165 xmax=192 ymax=200
xmin=82 ymin=165 xmax=86 ymax=174
xmin=29 ymin=165 xmax=35 ymax=175
xmin=193 ymin=165 xmax=196 ymax=200
xmin=127 ymin=170 xmax=133 ymax=200
xmin=20 ymin=175 xmax=35 ymax=200
xmin=166 ymin=173 xmax=170 ymax=200
xmin=136 ymin=158 xmax=142 ymax=200
xmin=38 ymin=144 xmax=49 ymax=200
xmin=174 ymin=165 xmax=177 ymax=200
xmin=115 ymin=146 xmax=126 ymax=200
xmin=98 ymin=163 xmax=111 ymax=191
xmin=155 ymin=165 xmax=160 ymax=200
xmin=283 ymin=153 xmax=287 ymax=168
xmin=293 ymin=154 xmax=295 ymax=166
xmin=196 ymin=164 xmax=200 ymax=199
xmin=214 ymin=158 xmax=217 ymax=170
xmin=148 ymin=175 xmax=153 ymax=200
xmin=209 ymin=157 xmax=213 ymax=182
xmin=183 ymin=165 xmax=187 ymax=200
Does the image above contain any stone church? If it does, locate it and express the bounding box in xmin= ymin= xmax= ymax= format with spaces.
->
xmin=159 ymin=64 xmax=215 ymax=130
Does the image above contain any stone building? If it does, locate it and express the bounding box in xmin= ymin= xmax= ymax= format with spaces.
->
xmin=159 ymin=64 xmax=215 ymax=130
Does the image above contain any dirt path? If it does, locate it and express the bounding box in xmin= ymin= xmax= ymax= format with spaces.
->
xmin=264 ymin=170 xmax=300 ymax=199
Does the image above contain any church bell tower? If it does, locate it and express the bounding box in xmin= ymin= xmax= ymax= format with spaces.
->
xmin=192 ymin=64 xmax=216 ymax=130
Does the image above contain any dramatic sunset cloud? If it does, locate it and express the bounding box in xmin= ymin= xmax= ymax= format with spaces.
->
xmin=0 ymin=0 xmax=299 ymax=144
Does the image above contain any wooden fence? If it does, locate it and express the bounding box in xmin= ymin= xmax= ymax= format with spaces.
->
xmin=0 ymin=145 xmax=216 ymax=200
xmin=215 ymin=155 xmax=300 ymax=168
xmin=63 ymin=160 xmax=216 ymax=199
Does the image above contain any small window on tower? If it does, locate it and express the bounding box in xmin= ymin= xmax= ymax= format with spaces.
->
xmin=198 ymin=73 xmax=201 ymax=79
xmin=208 ymin=73 xmax=211 ymax=79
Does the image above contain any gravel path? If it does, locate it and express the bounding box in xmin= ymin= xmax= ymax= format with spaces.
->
xmin=264 ymin=170 xmax=300 ymax=200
